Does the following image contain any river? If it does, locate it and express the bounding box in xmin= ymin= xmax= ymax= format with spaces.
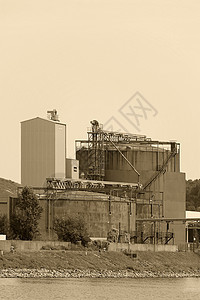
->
xmin=0 ymin=277 xmax=199 ymax=300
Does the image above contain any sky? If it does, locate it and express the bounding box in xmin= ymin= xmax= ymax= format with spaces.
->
xmin=0 ymin=0 xmax=200 ymax=183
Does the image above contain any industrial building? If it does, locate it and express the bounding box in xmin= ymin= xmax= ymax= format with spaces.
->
xmin=186 ymin=211 xmax=200 ymax=247
xmin=18 ymin=112 xmax=187 ymax=246
xmin=21 ymin=110 xmax=66 ymax=187
xmin=76 ymin=120 xmax=186 ymax=246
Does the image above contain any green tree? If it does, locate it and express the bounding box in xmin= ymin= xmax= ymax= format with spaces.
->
xmin=186 ymin=179 xmax=200 ymax=211
xmin=10 ymin=186 xmax=43 ymax=240
xmin=54 ymin=216 xmax=90 ymax=246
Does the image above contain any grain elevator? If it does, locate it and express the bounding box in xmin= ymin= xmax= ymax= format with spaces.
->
xmin=21 ymin=110 xmax=66 ymax=187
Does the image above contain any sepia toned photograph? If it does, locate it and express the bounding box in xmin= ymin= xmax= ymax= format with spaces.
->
xmin=0 ymin=1 xmax=200 ymax=299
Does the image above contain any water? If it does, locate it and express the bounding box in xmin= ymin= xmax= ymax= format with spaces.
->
xmin=0 ymin=277 xmax=200 ymax=300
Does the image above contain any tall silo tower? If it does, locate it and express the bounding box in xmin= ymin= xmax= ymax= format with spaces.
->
xmin=21 ymin=110 xmax=66 ymax=187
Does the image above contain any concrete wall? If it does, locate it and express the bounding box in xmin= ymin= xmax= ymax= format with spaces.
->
xmin=0 ymin=240 xmax=71 ymax=252
xmin=108 ymin=242 xmax=178 ymax=252
xmin=7 ymin=186 xmax=185 ymax=247
xmin=21 ymin=117 xmax=66 ymax=187
xmin=163 ymin=172 xmax=186 ymax=245
xmin=0 ymin=240 xmax=178 ymax=253
xmin=39 ymin=192 xmax=134 ymax=239
xmin=37 ymin=188 xmax=184 ymax=246
xmin=164 ymin=172 xmax=186 ymax=218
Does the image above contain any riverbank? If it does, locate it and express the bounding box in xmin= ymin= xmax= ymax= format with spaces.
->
xmin=0 ymin=250 xmax=200 ymax=278
xmin=0 ymin=268 xmax=200 ymax=278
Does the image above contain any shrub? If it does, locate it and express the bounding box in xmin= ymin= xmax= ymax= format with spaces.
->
xmin=54 ymin=216 xmax=91 ymax=246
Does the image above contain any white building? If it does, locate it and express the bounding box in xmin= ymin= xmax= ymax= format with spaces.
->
xmin=186 ymin=211 xmax=200 ymax=244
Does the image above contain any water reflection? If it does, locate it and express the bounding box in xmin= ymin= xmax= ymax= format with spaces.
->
xmin=0 ymin=277 xmax=200 ymax=300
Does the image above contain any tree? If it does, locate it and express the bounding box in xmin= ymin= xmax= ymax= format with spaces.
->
xmin=54 ymin=216 xmax=91 ymax=246
xmin=0 ymin=215 xmax=9 ymax=235
xmin=10 ymin=186 xmax=43 ymax=240
xmin=186 ymin=179 xmax=200 ymax=211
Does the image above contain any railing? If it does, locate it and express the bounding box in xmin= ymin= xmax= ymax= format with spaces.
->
xmin=129 ymin=231 xmax=174 ymax=245
xmin=46 ymin=178 xmax=138 ymax=191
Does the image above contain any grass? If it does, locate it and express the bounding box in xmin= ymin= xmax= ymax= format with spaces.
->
xmin=0 ymin=250 xmax=200 ymax=273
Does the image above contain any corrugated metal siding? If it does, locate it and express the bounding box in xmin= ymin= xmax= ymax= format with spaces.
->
xmin=21 ymin=118 xmax=56 ymax=187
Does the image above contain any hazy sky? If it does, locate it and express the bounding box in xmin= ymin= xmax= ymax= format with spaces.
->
xmin=0 ymin=0 xmax=200 ymax=183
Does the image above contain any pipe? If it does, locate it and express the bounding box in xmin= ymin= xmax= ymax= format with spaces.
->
xmin=109 ymin=140 xmax=140 ymax=181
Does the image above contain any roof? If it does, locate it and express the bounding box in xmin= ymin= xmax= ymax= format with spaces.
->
xmin=21 ymin=117 xmax=66 ymax=126
xmin=0 ymin=177 xmax=20 ymax=199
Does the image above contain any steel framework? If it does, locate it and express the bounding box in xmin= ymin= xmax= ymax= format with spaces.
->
xmin=76 ymin=120 xmax=180 ymax=190
xmin=76 ymin=120 xmax=146 ymax=181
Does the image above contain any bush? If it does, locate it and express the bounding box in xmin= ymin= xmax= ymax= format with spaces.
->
xmin=41 ymin=245 xmax=68 ymax=251
xmin=92 ymin=240 xmax=109 ymax=250
xmin=54 ymin=216 xmax=91 ymax=246
xmin=107 ymin=228 xmax=119 ymax=242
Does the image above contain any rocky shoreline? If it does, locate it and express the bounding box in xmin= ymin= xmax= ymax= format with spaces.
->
xmin=0 ymin=268 xmax=200 ymax=279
